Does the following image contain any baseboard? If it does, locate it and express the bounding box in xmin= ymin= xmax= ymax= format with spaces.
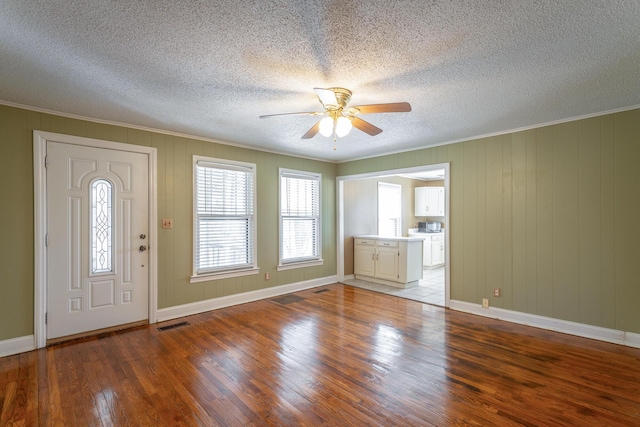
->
xmin=157 ymin=275 xmax=338 ymax=322
xmin=0 ymin=335 xmax=35 ymax=358
xmin=626 ymin=330 xmax=640 ymax=348
xmin=449 ymin=300 xmax=640 ymax=349
xmin=341 ymin=274 xmax=355 ymax=281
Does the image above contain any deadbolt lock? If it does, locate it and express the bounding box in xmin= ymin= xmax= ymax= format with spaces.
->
xmin=140 ymin=234 xmax=146 ymax=239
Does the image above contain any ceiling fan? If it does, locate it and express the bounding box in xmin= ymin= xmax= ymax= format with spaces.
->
xmin=259 ymin=88 xmax=411 ymax=147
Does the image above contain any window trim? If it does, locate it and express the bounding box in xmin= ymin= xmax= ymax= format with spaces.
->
xmin=190 ymin=155 xmax=258 ymax=283
xmin=277 ymin=168 xmax=323 ymax=271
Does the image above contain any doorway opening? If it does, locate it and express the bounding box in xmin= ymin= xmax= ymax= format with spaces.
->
xmin=336 ymin=163 xmax=450 ymax=307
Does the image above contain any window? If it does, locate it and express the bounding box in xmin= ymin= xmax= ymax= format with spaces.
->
xmin=278 ymin=169 xmax=322 ymax=270
xmin=378 ymin=182 xmax=402 ymax=237
xmin=192 ymin=156 xmax=258 ymax=282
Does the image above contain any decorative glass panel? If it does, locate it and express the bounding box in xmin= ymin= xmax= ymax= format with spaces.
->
xmin=91 ymin=179 xmax=113 ymax=274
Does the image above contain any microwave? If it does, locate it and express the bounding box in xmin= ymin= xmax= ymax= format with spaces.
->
xmin=418 ymin=221 xmax=442 ymax=233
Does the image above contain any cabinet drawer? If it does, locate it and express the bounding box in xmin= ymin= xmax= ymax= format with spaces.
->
xmin=355 ymin=239 xmax=375 ymax=246
xmin=430 ymin=235 xmax=443 ymax=242
xmin=378 ymin=240 xmax=399 ymax=248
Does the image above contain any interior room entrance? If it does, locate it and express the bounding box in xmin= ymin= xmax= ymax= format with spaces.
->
xmin=337 ymin=163 xmax=450 ymax=307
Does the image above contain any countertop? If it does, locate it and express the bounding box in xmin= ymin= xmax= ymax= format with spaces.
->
xmin=354 ymin=235 xmax=426 ymax=242
xmin=407 ymin=228 xmax=445 ymax=235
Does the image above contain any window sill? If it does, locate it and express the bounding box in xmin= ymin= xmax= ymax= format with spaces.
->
xmin=277 ymin=259 xmax=324 ymax=272
xmin=190 ymin=267 xmax=259 ymax=283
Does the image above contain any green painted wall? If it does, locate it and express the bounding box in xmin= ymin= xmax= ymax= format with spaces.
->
xmin=0 ymin=104 xmax=337 ymax=341
xmin=2 ymin=102 xmax=638 ymax=341
xmin=338 ymin=109 xmax=640 ymax=334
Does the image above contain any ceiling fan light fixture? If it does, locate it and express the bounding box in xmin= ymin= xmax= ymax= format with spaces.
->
xmin=319 ymin=116 xmax=334 ymax=137
xmin=260 ymin=87 xmax=411 ymax=143
xmin=335 ymin=116 xmax=352 ymax=137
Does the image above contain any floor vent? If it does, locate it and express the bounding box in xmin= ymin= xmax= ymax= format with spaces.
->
xmin=157 ymin=321 xmax=190 ymax=331
xmin=272 ymin=295 xmax=304 ymax=305
xmin=313 ymin=289 xmax=330 ymax=294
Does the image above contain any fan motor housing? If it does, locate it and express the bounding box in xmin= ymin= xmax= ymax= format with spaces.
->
xmin=327 ymin=87 xmax=352 ymax=109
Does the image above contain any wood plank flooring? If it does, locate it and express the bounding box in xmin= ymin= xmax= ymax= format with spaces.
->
xmin=1 ymin=284 xmax=640 ymax=426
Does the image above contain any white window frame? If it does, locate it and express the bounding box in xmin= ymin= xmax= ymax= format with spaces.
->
xmin=378 ymin=182 xmax=402 ymax=237
xmin=277 ymin=168 xmax=323 ymax=271
xmin=191 ymin=156 xmax=258 ymax=283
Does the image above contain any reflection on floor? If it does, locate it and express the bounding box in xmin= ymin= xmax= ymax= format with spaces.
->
xmin=342 ymin=266 xmax=445 ymax=306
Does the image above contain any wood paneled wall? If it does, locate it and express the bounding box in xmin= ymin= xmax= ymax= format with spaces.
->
xmin=338 ymin=109 xmax=640 ymax=334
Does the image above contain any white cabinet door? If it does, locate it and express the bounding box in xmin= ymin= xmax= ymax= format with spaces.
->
xmin=354 ymin=243 xmax=376 ymax=277
xmin=431 ymin=240 xmax=444 ymax=265
xmin=375 ymin=246 xmax=399 ymax=281
xmin=415 ymin=187 xmax=427 ymax=216
xmin=428 ymin=187 xmax=445 ymax=216
xmin=415 ymin=187 xmax=445 ymax=216
xmin=411 ymin=233 xmax=445 ymax=267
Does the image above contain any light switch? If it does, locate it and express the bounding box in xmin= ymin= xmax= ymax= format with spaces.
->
xmin=162 ymin=218 xmax=174 ymax=229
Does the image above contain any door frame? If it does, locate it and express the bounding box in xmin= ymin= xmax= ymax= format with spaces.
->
xmin=33 ymin=130 xmax=158 ymax=348
xmin=336 ymin=162 xmax=451 ymax=307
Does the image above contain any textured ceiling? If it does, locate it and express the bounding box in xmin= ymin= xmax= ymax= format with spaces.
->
xmin=1 ymin=1 xmax=639 ymax=162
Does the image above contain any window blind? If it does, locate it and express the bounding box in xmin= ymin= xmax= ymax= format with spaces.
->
xmin=280 ymin=171 xmax=320 ymax=264
xmin=195 ymin=161 xmax=255 ymax=274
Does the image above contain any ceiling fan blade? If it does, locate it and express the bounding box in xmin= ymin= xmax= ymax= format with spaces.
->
xmin=350 ymin=102 xmax=412 ymax=114
xmin=301 ymin=120 xmax=321 ymax=139
xmin=351 ymin=116 xmax=383 ymax=136
xmin=314 ymin=88 xmax=338 ymax=108
xmin=259 ymin=111 xmax=322 ymax=119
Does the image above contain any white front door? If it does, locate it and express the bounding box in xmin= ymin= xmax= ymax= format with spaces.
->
xmin=46 ymin=141 xmax=149 ymax=339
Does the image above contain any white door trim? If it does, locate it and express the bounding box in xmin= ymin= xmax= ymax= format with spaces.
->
xmin=33 ymin=130 xmax=158 ymax=348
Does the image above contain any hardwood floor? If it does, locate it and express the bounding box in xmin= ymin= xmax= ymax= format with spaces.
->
xmin=1 ymin=284 xmax=640 ymax=426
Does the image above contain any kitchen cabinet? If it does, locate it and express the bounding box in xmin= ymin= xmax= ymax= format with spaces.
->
xmin=427 ymin=233 xmax=445 ymax=266
xmin=353 ymin=236 xmax=424 ymax=288
xmin=374 ymin=243 xmax=400 ymax=282
xmin=415 ymin=187 xmax=444 ymax=217
xmin=408 ymin=231 xmax=445 ymax=268
xmin=353 ymin=240 xmax=376 ymax=277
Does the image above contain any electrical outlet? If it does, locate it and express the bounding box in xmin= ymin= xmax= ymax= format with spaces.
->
xmin=493 ymin=288 xmax=501 ymax=297
xmin=265 ymin=273 xmax=270 ymax=281
xmin=482 ymin=298 xmax=489 ymax=308
xmin=162 ymin=219 xmax=173 ymax=229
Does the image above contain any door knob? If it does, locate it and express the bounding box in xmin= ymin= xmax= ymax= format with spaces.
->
xmin=139 ymin=245 xmax=147 ymax=252
xmin=140 ymin=234 xmax=146 ymax=239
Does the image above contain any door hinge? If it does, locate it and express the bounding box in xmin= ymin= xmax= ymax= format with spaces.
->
xmin=45 ymin=312 xmax=48 ymax=324
xmin=44 ymin=156 xmax=48 ymax=167
xmin=45 ymin=234 xmax=48 ymax=247
xmin=398 ymin=251 xmax=400 ymax=256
